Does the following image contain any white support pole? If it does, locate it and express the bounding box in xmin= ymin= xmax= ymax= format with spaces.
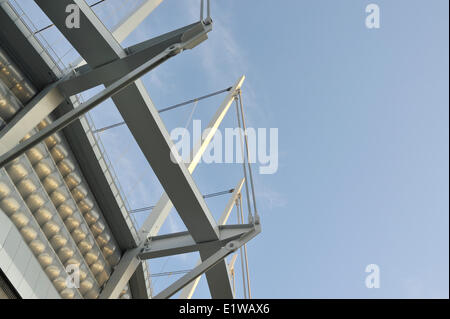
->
xmin=112 ymin=0 xmax=164 ymax=43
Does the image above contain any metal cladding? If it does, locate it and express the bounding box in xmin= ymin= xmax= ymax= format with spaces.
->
xmin=0 ymin=47 xmax=130 ymax=299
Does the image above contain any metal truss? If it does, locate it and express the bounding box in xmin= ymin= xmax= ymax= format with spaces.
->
xmin=0 ymin=0 xmax=260 ymax=299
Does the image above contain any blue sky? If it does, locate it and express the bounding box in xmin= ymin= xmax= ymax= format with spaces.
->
xmin=19 ymin=0 xmax=449 ymax=298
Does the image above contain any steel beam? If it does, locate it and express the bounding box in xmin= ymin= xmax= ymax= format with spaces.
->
xmin=179 ymin=178 xmax=245 ymax=299
xmin=0 ymin=20 xmax=210 ymax=157
xmin=61 ymin=22 xmax=210 ymax=96
xmin=139 ymin=224 xmax=255 ymax=260
xmin=37 ymin=0 xmax=219 ymax=242
xmin=0 ymin=47 xmax=175 ymax=167
xmin=72 ymin=0 xmax=163 ymax=67
xmin=35 ymin=0 xmax=125 ymax=67
xmin=153 ymin=223 xmax=261 ymax=299
xmin=139 ymin=76 xmax=245 ymax=240
xmin=0 ymin=83 xmax=64 ymax=156
xmin=35 ymin=0 xmax=253 ymax=299
xmin=100 ymin=77 xmax=244 ymax=299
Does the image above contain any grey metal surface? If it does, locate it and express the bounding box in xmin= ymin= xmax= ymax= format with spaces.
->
xmin=101 ymin=77 xmax=244 ymax=298
xmin=154 ymin=223 xmax=261 ymax=299
xmin=0 ymin=45 xmax=176 ymax=167
xmin=2 ymin=0 xmax=261 ymax=299
xmin=179 ymin=178 xmax=245 ymax=299
xmin=34 ymin=0 xmax=217 ymax=242
xmin=140 ymin=224 xmax=256 ymax=260
xmin=34 ymin=0 xmax=241 ymax=299
xmin=0 ymin=19 xmax=211 ymax=161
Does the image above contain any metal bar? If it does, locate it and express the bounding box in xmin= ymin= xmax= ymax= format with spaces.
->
xmin=71 ymin=0 xmax=164 ymax=67
xmin=229 ymin=254 xmax=238 ymax=296
xmin=130 ymin=188 xmax=234 ymax=213
xmin=92 ymin=121 xmax=126 ymax=134
xmin=100 ymin=77 xmax=244 ymax=299
xmin=154 ymin=224 xmax=261 ymax=299
xmin=203 ymin=189 xmax=234 ymax=199
xmin=35 ymin=0 xmax=214 ymax=300
xmin=238 ymin=91 xmax=259 ymax=221
xmin=158 ymin=86 xmax=232 ymax=112
xmin=237 ymin=199 xmax=248 ymax=299
xmin=35 ymin=0 xmax=127 ymax=67
xmin=156 ymin=246 xmax=233 ymax=299
xmin=239 ymin=195 xmax=251 ymax=299
xmin=61 ymin=21 xmax=209 ymax=96
xmin=1 ymin=21 xmax=207 ymax=155
xmin=139 ymin=224 xmax=254 ymax=260
xmin=235 ymin=98 xmax=253 ymax=224
xmin=0 ymin=21 xmax=205 ymax=154
xmin=138 ymin=76 xmax=244 ymax=241
xmin=92 ymin=86 xmax=232 ymax=133
xmin=151 ymin=269 xmax=191 ymax=277
xmin=0 ymin=83 xmax=64 ymax=157
xmin=33 ymin=0 xmax=107 ymax=34
xmin=0 ymin=47 xmax=174 ymax=167
xmin=178 ymin=178 xmax=245 ymax=299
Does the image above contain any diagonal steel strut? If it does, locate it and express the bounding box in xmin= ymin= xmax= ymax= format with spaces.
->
xmin=154 ymin=223 xmax=261 ymax=299
xmin=99 ymin=76 xmax=245 ymax=299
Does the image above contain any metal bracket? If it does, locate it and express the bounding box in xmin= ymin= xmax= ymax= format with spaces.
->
xmin=139 ymin=224 xmax=257 ymax=260
xmin=0 ymin=21 xmax=212 ymax=166
xmin=153 ymin=223 xmax=261 ymax=299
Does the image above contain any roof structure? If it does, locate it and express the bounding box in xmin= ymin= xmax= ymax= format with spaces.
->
xmin=0 ymin=0 xmax=260 ymax=299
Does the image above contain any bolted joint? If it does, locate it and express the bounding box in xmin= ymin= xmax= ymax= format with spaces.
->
xmin=203 ymin=17 xmax=213 ymax=25
xmin=225 ymin=240 xmax=239 ymax=252
xmin=167 ymin=44 xmax=183 ymax=57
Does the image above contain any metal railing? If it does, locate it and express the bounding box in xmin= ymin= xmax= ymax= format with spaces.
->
xmin=8 ymin=0 xmax=70 ymax=73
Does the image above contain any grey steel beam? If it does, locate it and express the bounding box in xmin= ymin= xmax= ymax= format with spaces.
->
xmin=35 ymin=0 xmax=251 ymax=299
xmin=138 ymin=76 xmax=245 ymax=241
xmin=0 ymin=83 xmax=64 ymax=156
xmin=153 ymin=223 xmax=261 ymax=299
xmin=199 ymin=246 xmax=234 ymax=298
xmin=179 ymin=178 xmax=245 ymax=299
xmin=139 ymin=224 xmax=254 ymax=260
xmin=0 ymin=46 xmax=175 ymax=167
xmin=60 ymin=21 xmax=210 ymax=96
xmin=0 ymin=21 xmax=210 ymax=157
xmin=35 ymin=0 xmax=125 ymax=67
xmin=72 ymin=0 xmax=163 ymax=67
xmin=36 ymin=0 xmax=218 ymax=242
xmin=100 ymin=76 xmax=244 ymax=299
